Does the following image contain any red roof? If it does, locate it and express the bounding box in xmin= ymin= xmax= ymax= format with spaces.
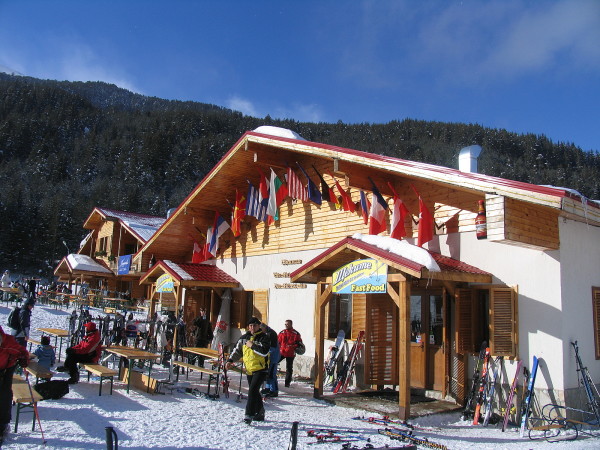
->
xmin=291 ymin=237 xmax=490 ymax=282
xmin=162 ymin=261 xmax=239 ymax=284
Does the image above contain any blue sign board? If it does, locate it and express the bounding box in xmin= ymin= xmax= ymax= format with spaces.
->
xmin=118 ymin=254 xmax=132 ymax=275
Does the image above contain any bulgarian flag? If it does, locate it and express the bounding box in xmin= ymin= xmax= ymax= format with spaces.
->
xmin=231 ymin=189 xmax=246 ymax=238
xmin=267 ymin=168 xmax=288 ymax=224
xmin=411 ymin=185 xmax=434 ymax=247
xmin=388 ymin=182 xmax=410 ymax=240
xmin=359 ymin=190 xmax=370 ymax=225
xmin=368 ymin=180 xmax=388 ymax=235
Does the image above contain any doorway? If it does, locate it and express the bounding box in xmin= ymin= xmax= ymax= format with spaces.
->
xmin=410 ymin=290 xmax=447 ymax=391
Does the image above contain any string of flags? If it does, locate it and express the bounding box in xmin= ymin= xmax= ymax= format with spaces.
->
xmin=192 ymin=166 xmax=436 ymax=260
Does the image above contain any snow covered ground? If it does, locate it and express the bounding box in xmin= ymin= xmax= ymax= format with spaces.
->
xmin=2 ymin=302 xmax=600 ymax=449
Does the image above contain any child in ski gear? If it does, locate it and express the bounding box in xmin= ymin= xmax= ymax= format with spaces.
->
xmin=278 ymin=319 xmax=302 ymax=387
xmin=0 ymin=325 xmax=29 ymax=440
xmin=57 ymin=321 xmax=101 ymax=384
xmin=11 ymin=298 xmax=35 ymax=347
xmin=33 ymin=335 xmax=56 ymax=370
xmin=227 ymin=317 xmax=270 ymax=424
xmin=260 ymin=322 xmax=280 ymax=397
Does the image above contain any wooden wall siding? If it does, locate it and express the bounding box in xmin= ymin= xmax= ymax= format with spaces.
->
xmin=455 ymin=289 xmax=474 ymax=354
xmin=351 ymin=294 xmax=367 ymax=340
xmin=486 ymin=195 xmax=559 ymax=250
xmin=253 ymin=290 xmax=269 ymax=323
xmin=366 ymin=295 xmax=398 ymax=385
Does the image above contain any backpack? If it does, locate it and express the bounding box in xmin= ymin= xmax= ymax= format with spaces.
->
xmin=34 ymin=380 xmax=70 ymax=400
xmin=7 ymin=306 xmax=21 ymax=330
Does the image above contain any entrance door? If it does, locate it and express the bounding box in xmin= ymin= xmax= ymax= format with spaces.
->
xmin=410 ymin=291 xmax=447 ymax=391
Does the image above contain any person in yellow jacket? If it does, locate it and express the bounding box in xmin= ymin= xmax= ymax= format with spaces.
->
xmin=227 ymin=317 xmax=270 ymax=424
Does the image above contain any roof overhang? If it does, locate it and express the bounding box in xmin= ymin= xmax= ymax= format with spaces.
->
xmin=290 ymin=236 xmax=492 ymax=284
xmin=139 ymin=260 xmax=239 ymax=288
xmin=54 ymin=254 xmax=115 ymax=279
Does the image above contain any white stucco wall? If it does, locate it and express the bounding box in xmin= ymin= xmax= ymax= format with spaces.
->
xmin=557 ymin=219 xmax=600 ymax=389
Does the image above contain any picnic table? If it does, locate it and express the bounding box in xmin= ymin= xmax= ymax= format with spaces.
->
xmin=103 ymin=297 xmax=130 ymax=309
xmin=180 ymin=346 xmax=220 ymax=360
xmin=104 ymin=346 xmax=161 ymax=394
xmin=37 ymin=327 xmax=69 ymax=361
xmin=0 ymin=287 xmax=21 ymax=305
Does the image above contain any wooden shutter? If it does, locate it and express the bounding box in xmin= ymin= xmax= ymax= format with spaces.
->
xmin=593 ymin=287 xmax=600 ymax=359
xmin=490 ymin=287 xmax=517 ymax=357
xmin=455 ymin=289 xmax=474 ymax=354
xmin=351 ymin=293 xmax=367 ymax=339
xmin=366 ymin=295 xmax=397 ymax=385
xmin=253 ymin=290 xmax=269 ymax=323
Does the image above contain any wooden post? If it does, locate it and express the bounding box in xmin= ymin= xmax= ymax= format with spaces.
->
xmin=398 ymin=280 xmax=411 ymax=420
xmin=314 ymin=282 xmax=332 ymax=399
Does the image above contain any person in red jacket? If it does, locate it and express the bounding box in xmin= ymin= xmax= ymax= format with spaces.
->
xmin=0 ymin=325 xmax=29 ymax=441
xmin=57 ymin=321 xmax=101 ymax=384
xmin=278 ymin=319 xmax=302 ymax=387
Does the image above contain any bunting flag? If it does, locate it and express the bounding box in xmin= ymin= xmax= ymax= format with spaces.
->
xmin=328 ymin=171 xmax=355 ymax=212
xmin=313 ymin=165 xmax=334 ymax=203
xmin=387 ymin=182 xmax=411 ymax=240
xmin=359 ymin=190 xmax=370 ymax=224
xmin=297 ymin=163 xmax=322 ymax=205
xmin=231 ymin=189 xmax=246 ymax=237
xmin=192 ymin=239 xmax=204 ymax=263
xmin=258 ymin=168 xmax=269 ymax=202
xmin=246 ymin=181 xmax=268 ymax=222
xmin=267 ymin=168 xmax=288 ymax=223
xmin=369 ymin=180 xmax=389 ymax=235
xmin=411 ymin=185 xmax=434 ymax=247
xmin=203 ymin=226 xmax=213 ymax=260
xmin=207 ymin=211 xmax=230 ymax=257
xmin=287 ymin=166 xmax=308 ymax=202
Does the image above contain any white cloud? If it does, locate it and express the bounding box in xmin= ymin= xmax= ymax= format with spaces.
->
xmin=226 ymin=96 xmax=260 ymax=117
xmin=226 ymin=95 xmax=324 ymax=123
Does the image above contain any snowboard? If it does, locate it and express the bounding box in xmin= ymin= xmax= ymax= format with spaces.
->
xmin=332 ymin=330 xmax=364 ymax=394
xmin=323 ymin=329 xmax=345 ymax=386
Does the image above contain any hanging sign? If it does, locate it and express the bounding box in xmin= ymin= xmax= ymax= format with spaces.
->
xmin=117 ymin=254 xmax=132 ymax=275
xmin=156 ymin=273 xmax=174 ymax=293
xmin=332 ymin=258 xmax=387 ymax=294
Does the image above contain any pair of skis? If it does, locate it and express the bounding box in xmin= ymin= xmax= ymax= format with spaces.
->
xmin=378 ymin=428 xmax=447 ymax=450
xmin=323 ymin=329 xmax=345 ymax=386
xmin=332 ymin=330 xmax=364 ymax=394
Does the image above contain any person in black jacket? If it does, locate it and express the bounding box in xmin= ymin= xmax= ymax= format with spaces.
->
xmin=227 ymin=317 xmax=271 ymax=424
xmin=11 ymin=299 xmax=34 ymax=347
xmin=192 ymin=308 xmax=213 ymax=366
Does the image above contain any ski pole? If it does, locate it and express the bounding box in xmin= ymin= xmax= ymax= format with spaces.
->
xmin=24 ymin=370 xmax=47 ymax=445
xmin=236 ymin=362 xmax=244 ymax=402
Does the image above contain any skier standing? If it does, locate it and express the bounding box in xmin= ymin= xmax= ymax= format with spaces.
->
xmin=278 ymin=319 xmax=302 ymax=387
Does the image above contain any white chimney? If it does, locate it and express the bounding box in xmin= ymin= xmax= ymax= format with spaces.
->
xmin=458 ymin=145 xmax=482 ymax=173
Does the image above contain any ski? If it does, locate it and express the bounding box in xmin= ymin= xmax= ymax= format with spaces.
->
xmin=306 ymin=429 xmax=363 ymax=445
xmin=332 ymin=330 xmax=364 ymax=394
xmin=462 ymin=340 xmax=488 ymax=420
xmin=571 ymin=340 xmax=600 ymax=425
xmin=482 ymin=356 xmax=503 ymax=426
xmin=472 ymin=346 xmax=491 ymax=424
xmin=353 ymin=415 xmax=441 ymax=432
xmin=519 ymin=355 xmax=539 ymax=437
xmin=378 ymin=428 xmax=448 ymax=450
xmin=217 ymin=342 xmax=229 ymax=398
xmin=324 ymin=329 xmax=345 ymax=386
xmin=501 ymin=359 xmax=524 ymax=431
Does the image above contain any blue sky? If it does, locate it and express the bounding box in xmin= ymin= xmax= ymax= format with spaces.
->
xmin=1 ymin=0 xmax=598 ymax=151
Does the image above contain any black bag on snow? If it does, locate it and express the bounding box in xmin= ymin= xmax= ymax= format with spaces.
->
xmin=34 ymin=380 xmax=70 ymax=400
xmin=7 ymin=306 xmax=21 ymax=330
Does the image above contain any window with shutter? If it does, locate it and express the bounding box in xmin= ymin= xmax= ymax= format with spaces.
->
xmin=455 ymin=289 xmax=474 ymax=354
xmin=593 ymin=287 xmax=600 ymax=359
xmin=252 ymin=289 xmax=269 ymax=323
xmin=490 ymin=287 xmax=517 ymax=357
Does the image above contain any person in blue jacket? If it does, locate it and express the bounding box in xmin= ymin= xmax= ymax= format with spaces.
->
xmin=33 ymin=335 xmax=56 ymax=370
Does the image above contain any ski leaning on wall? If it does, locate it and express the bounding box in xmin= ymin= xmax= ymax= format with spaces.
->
xmin=472 ymin=346 xmax=491 ymax=424
xmin=462 ymin=341 xmax=488 ymax=420
xmin=501 ymin=359 xmax=524 ymax=431
xmin=482 ymin=356 xmax=503 ymax=426
xmin=332 ymin=330 xmax=365 ymax=394
xmin=519 ymin=356 xmax=539 ymax=437
xmin=323 ymin=329 xmax=345 ymax=386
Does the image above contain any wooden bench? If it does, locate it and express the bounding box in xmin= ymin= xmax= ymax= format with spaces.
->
xmin=83 ymin=364 xmax=118 ymax=396
xmin=12 ymin=377 xmax=43 ymax=432
xmin=172 ymin=360 xmax=221 ymax=398
xmin=25 ymin=361 xmax=54 ymax=383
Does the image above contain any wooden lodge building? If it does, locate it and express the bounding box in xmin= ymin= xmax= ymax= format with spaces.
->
xmin=61 ymin=127 xmax=600 ymax=419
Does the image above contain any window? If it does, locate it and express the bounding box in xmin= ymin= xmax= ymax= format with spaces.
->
xmin=456 ymin=286 xmax=517 ymax=357
xmin=327 ymin=294 xmax=352 ymax=339
xmin=593 ymin=287 xmax=600 ymax=359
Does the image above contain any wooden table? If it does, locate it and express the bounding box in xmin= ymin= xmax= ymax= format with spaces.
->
xmin=103 ymin=297 xmax=130 ymax=309
xmin=104 ymin=346 xmax=161 ymax=393
xmin=180 ymin=347 xmax=220 ymax=360
xmin=37 ymin=328 xmax=69 ymax=361
xmin=1 ymin=287 xmax=20 ymax=305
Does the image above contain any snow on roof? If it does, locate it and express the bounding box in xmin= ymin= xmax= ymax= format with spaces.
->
xmin=67 ymin=254 xmax=112 ymax=273
xmin=253 ymin=125 xmax=305 ymax=140
xmin=352 ymin=233 xmax=441 ymax=272
xmin=97 ymin=207 xmax=166 ymax=242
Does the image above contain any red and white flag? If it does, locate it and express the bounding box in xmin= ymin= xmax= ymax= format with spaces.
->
xmin=412 ymin=185 xmax=434 ymax=247
xmin=287 ymin=167 xmax=308 ymax=202
xmin=369 ymin=181 xmax=388 ymax=235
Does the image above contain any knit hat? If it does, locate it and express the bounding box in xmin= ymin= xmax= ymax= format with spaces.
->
xmin=247 ymin=317 xmax=261 ymax=326
xmin=24 ymin=298 xmax=36 ymax=307
xmin=84 ymin=322 xmax=97 ymax=332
